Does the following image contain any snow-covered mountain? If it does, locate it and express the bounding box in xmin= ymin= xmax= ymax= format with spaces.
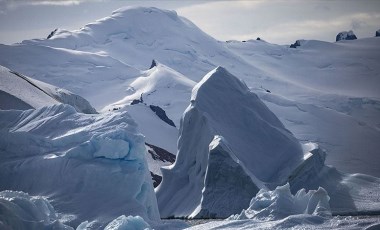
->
xmin=0 ymin=7 xmax=379 ymax=177
xmin=0 ymin=65 xmax=96 ymax=113
xmin=1 ymin=5 xmax=380 ymax=229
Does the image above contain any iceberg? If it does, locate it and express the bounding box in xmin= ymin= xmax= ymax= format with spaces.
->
xmin=0 ymin=190 xmax=72 ymax=230
xmin=156 ymin=67 xmax=304 ymax=218
xmin=0 ymin=104 xmax=160 ymax=227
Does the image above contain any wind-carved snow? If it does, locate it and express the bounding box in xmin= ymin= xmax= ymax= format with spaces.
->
xmin=0 ymin=104 xmax=160 ymax=228
xmin=0 ymin=65 xmax=96 ymax=113
xmin=156 ymin=67 xmax=304 ymax=218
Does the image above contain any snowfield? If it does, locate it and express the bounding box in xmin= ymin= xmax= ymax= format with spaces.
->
xmin=0 ymin=5 xmax=380 ymax=230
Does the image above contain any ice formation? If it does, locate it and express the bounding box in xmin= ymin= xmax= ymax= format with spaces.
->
xmin=190 ymin=136 xmax=259 ymax=218
xmin=156 ymin=67 xmax=304 ymax=218
xmin=229 ymin=183 xmax=331 ymax=221
xmin=0 ymin=190 xmax=72 ymax=230
xmin=0 ymin=104 xmax=160 ymax=227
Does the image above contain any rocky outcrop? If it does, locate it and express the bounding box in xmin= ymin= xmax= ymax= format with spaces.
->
xmin=336 ymin=30 xmax=357 ymax=41
xmin=149 ymin=105 xmax=176 ymax=127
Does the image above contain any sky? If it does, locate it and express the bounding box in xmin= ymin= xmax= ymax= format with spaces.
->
xmin=0 ymin=0 xmax=379 ymax=45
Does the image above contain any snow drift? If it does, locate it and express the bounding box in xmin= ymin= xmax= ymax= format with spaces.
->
xmin=156 ymin=67 xmax=304 ymax=218
xmin=0 ymin=104 xmax=159 ymax=228
xmin=0 ymin=65 xmax=96 ymax=113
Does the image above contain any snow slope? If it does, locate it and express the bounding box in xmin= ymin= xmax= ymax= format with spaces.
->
xmin=0 ymin=65 xmax=96 ymax=113
xmin=156 ymin=67 xmax=304 ymax=218
xmin=0 ymin=7 xmax=379 ymax=176
xmin=0 ymin=104 xmax=160 ymax=228
xmin=226 ymin=38 xmax=380 ymax=176
xmin=0 ymin=43 xmax=140 ymax=109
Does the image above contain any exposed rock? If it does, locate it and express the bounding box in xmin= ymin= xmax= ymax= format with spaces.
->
xmin=131 ymin=93 xmax=144 ymax=105
xmin=376 ymin=29 xmax=380 ymax=37
xmin=290 ymin=40 xmax=304 ymax=48
xmin=150 ymin=171 xmax=162 ymax=188
xmin=47 ymin=28 xmax=58 ymax=39
xmin=149 ymin=105 xmax=176 ymax=127
xmin=150 ymin=59 xmax=158 ymax=69
xmin=336 ymin=30 xmax=357 ymax=41
xmin=146 ymin=142 xmax=176 ymax=163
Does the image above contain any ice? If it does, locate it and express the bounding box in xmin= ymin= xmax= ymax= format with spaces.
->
xmin=156 ymin=67 xmax=303 ymax=218
xmin=0 ymin=190 xmax=72 ymax=230
xmin=1 ymin=6 xmax=379 ymax=177
xmin=190 ymin=136 xmax=259 ymax=218
xmin=0 ymin=104 xmax=160 ymax=227
xmin=229 ymin=183 xmax=331 ymax=221
xmin=104 ymin=215 xmax=151 ymax=230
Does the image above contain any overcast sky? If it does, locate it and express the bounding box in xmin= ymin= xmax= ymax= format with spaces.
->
xmin=0 ymin=0 xmax=379 ymax=45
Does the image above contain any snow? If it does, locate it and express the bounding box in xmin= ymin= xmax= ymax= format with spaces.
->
xmin=229 ymin=183 xmax=331 ymax=221
xmin=1 ymin=6 xmax=379 ymax=177
xmin=104 ymin=215 xmax=151 ymax=230
xmin=0 ymin=190 xmax=72 ymax=230
xmin=0 ymin=65 xmax=96 ymax=113
xmin=1 ymin=5 xmax=380 ymax=229
xmin=0 ymin=104 xmax=160 ymax=228
xmin=105 ymin=61 xmax=195 ymax=128
xmin=156 ymin=67 xmax=303 ymax=218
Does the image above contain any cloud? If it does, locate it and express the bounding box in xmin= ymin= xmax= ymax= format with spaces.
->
xmin=0 ymin=0 xmax=96 ymax=9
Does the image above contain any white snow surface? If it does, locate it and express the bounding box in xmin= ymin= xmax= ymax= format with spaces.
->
xmin=229 ymin=183 xmax=331 ymax=221
xmin=0 ymin=65 xmax=96 ymax=113
xmin=156 ymin=67 xmax=304 ymax=218
xmin=0 ymin=190 xmax=73 ymax=230
xmin=0 ymin=6 xmax=379 ymax=176
xmin=0 ymin=104 xmax=160 ymax=228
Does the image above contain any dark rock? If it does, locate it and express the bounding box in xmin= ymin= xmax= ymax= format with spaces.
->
xmin=290 ymin=40 xmax=302 ymax=48
xmin=150 ymin=59 xmax=158 ymax=69
xmin=256 ymin=37 xmax=261 ymax=41
xmin=47 ymin=29 xmax=58 ymax=39
xmin=376 ymin=29 xmax=380 ymax=37
xmin=150 ymin=171 xmax=162 ymax=188
xmin=146 ymin=142 xmax=176 ymax=163
xmin=130 ymin=93 xmax=144 ymax=105
xmin=149 ymin=105 xmax=176 ymax=127
xmin=336 ymin=30 xmax=357 ymax=42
